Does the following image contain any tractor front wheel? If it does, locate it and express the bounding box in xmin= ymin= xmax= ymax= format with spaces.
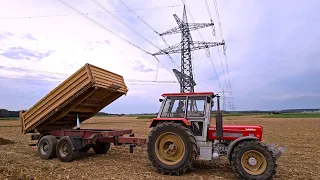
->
xmin=147 ymin=122 xmax=197 ymax=175
xmin=231 ymin=140 xmax=277 ymax=180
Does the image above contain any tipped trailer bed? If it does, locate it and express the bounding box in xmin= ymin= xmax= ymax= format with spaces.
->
xmin=20 ymin=63 xmax=147 ymax=162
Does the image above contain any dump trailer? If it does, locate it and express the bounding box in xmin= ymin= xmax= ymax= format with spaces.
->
xmin=20 ymin=63 xmax=146 ymax=162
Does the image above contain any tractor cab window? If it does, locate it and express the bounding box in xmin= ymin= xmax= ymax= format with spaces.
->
xmin=186 ymin=97 xmax=206 ymax=117
xmin=160 ymin=97 xmax=186 ymax=118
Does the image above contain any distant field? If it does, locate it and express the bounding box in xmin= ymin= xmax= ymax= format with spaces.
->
xmin=136 ymin=113 xmax=247 ymax=119
xmin=0 ymin=117 xmax=18 ymax=120
xmin=261 ymin=113 xmax=320 ymax=118
xmin=135 ymin=115 xmax=156 ymax=119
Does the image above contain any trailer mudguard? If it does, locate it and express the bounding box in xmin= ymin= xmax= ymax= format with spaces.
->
xmin=149 ymin=118 xmax=190 ymax=128
xmin=227 ymin=136 xmax=259 ymax=162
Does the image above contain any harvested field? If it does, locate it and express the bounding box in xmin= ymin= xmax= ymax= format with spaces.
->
xmin=0 ymin=115 xmax=319 ymax=180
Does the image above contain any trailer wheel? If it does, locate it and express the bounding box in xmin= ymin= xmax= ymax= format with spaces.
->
xmin=56 ymin=136 xmax=79 ymax=162
xmin=147 ymin=122 xmax=197 ymax=175
xmin=38 ymin=135 xmax=57 ymax=159
xmin=93 ymin=142 xmax=110 ymax=154
xmin=231 ymin=140 xmax=277 ymax=180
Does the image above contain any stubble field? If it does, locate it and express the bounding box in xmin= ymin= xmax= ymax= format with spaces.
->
xmin=0 ymin=115 xmax=319 ymax=180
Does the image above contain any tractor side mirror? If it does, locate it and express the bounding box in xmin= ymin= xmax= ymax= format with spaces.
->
xmin=206 ymin=96 xmax=211 ymax=103
xmin=159 ymin=99 xmax=163 ymax=102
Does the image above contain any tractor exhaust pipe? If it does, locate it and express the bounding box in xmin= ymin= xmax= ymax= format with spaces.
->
xmin=215 ymin=95 xmax=223 ymax=142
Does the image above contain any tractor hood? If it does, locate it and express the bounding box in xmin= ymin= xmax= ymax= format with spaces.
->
xmin=208 ymin=125 xmax=263 ymax=141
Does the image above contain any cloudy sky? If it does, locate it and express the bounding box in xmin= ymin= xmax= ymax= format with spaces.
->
xmin=0 ymin=0 xmax=319 ymax=114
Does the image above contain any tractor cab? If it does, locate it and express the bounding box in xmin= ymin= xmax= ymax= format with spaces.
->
xmin=155 ymin=92 xmax=215 ymax=142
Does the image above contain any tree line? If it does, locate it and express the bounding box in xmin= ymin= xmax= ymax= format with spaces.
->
xmin=0 ymin=109 xmax=19 ymax=118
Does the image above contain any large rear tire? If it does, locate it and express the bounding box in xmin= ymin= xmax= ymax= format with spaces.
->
xmin=147 ymin=122 xmax=197 ymax=175
xmin=231 ymin=140 xmax=277 ymax=180
xmin=38 ymin=135 xmax=57 ymax=159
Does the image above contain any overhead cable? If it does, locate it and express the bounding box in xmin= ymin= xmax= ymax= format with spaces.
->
xmin=90 ymin=0 xmax=179 ymax=68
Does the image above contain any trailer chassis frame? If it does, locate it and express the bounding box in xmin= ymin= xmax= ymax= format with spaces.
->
xmin=30 ymin=128 xmax=147 ymax=155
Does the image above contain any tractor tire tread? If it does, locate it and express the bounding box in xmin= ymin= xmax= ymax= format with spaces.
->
xmin=230 ymin=140 xmax=277 ymax=180
xmin=147 ymin=121 xmax=197 ymax=176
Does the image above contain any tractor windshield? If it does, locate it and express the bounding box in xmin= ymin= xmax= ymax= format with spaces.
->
xmin=186 ymin=96 xmax=206 ymax=117
xmin=160 ymin=97 xmax=186 ymax=118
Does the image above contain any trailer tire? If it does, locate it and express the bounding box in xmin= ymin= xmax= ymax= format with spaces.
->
xmin=93 ymin=142 xmax=110 ymax=154
xmin=38 ymin=135 xmax=57 ymax=159
xmin=231 ymin=140 xmax=277 ymax=180
xmin=79 ymin=146 xmax=91 ymax=153
xmin=56 ymin=136 xmax=79 ymax=162
xmin=147 ymin=122 xmax=197 ymax=175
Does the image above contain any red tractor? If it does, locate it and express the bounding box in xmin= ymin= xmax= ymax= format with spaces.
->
xmin=147 ymin=92 xmax=286 ymax=180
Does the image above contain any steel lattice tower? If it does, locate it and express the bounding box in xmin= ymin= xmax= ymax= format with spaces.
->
xmin=152 ymin=5 xmax=225 ymax=93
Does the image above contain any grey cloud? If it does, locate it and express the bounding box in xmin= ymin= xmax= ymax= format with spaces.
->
xmin=0 ymin=78 xmax=59 ymax=110
xmin=22 ymin=33 xmax=38 ymax=41
xmin=132 ymin=60 xmax=155 ymax=72
xmin=0 ymin=34 xmax=5 ymax=40
xmin=0 ymin=47 xmax=54 ymax=60
xmin=96 ymin=40 xmax=110 ymax=45
xmin=4 ymin=32 xmax=13 ymax=36
xmin=0 ymin=31 xmax=14 ymax=40
xmin=133 ymin=64 xmax=154 ymax=72
xmin=84 ymin=40 xmax=110 ymax=51
xmin=0 ymin=65 xmax=28 ymax=72
xmin=86 ymin=40 xmax=110 ymax=45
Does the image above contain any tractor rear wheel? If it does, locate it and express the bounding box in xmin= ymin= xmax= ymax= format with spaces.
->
xmin=231 ymin=140 xmax=277 ymax=180
xmin=147 ymin=122 xmax=197 ymax=175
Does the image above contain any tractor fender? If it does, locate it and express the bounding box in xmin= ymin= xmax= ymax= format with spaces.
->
xmin=227 ymin=136 xmax=259 ymax=162
xmin=149 ymin=118 xmax=190 ymax=128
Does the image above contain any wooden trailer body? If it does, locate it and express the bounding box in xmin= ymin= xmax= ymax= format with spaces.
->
xmin=20 ymin=63 xmax=128 ymax=134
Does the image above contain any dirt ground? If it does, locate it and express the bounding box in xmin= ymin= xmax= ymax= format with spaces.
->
xmin=0 ymin=115 xmax=319 ymax=180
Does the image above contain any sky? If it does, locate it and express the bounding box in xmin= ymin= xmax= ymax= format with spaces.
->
xmin=0 ymin=0 xmax=319 ymax=114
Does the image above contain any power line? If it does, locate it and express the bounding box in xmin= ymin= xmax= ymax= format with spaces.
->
xmin=212 ymin=0 xmax=224 ymax=38
xmin=212 ymin=0 xmax=234 ymax=108
xmin=56 ymin=0 xmax=149 ymax=55
xmin=212 ymin=0 xmax=232 ymax=93
xmin=0 ymin=5 xmax=182 ymax=20
xmin=56 ymin=0 xmax=178 ymax=80
xmin=125 ymin=79 xmax=178 ymax=83
xmin=90 ymin=0 xmax=179 ymax=69
xmin=127 ymin=83 xmax=178 ymax=86
xmin=118 ymin=0 xmax=181 ymax=68
xmin=0 ymin=76 xmax=178 ymax=84
xmin=204 ymin=0 xmax=230 ymax=94
xmin=0 ymin=65 xmax=179 ymax=83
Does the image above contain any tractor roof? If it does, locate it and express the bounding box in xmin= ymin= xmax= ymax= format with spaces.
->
xmin=161 ymin=92 xmax=214 ymax=97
